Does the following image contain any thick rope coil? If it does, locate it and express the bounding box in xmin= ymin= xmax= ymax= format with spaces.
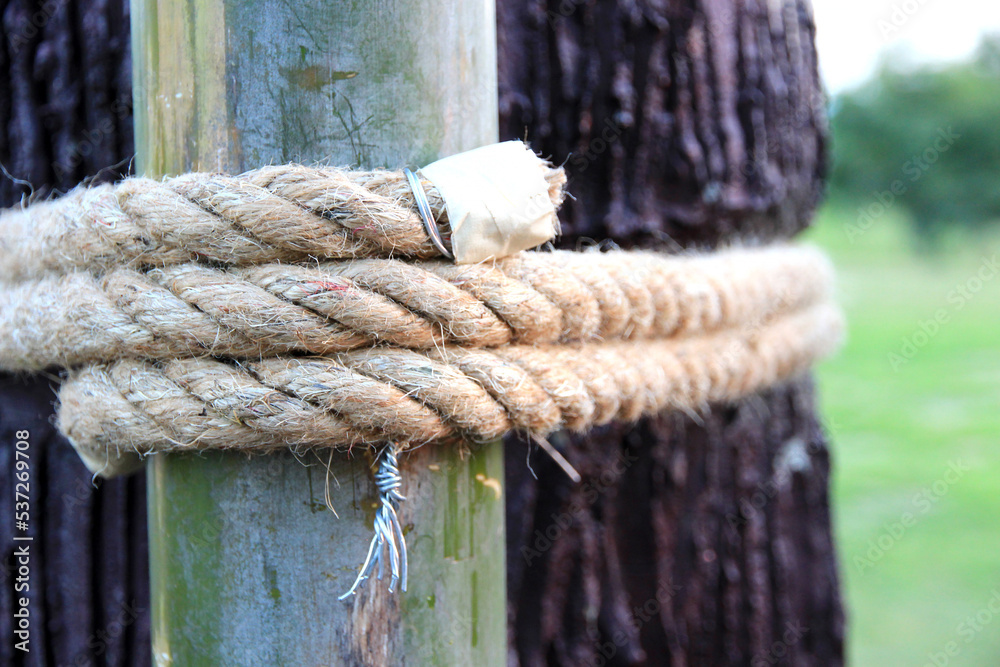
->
xmin=0 ymin=163 xmax=567 ymax=282
xmin=0 ymin=152 xmax=844 ymax=602
xmin=0 ymin=155 xmax=843 ymax=486
xmin=58 ymin=303 xmax=843 ymax=477
xmin=0 ymin=245 xmax=832 ymax=371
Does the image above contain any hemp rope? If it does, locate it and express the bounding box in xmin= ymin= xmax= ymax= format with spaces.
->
xmin=0 ymin=163 xmax=566 ymax=282
xmin=0 ymin=157 xmax=842 ymax=476
xmin=0 ymin=153 xmax=843 ymax=597
xmin=59 ymin=303 xmax=842 ymax=476
xmin=0 ymin=245 xmax=832 ymax=371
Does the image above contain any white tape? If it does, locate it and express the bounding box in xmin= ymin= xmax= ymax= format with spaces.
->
xmin=419 ymin=141 xmax=559 ymax=264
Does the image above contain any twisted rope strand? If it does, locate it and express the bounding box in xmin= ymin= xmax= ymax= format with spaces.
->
xmin=0 ymin=153 xmax=843 ymax=492
xmin=0 ymin=245 xmax=832 ymax=371
xmin=0 ymin=163 xmax=567 ymax=282
xmin=59 ymin=303 xmax=843 ymax=476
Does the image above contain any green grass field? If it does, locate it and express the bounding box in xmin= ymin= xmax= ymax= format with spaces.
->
xmin=803 ymin=207 xmax=1000 ymax=666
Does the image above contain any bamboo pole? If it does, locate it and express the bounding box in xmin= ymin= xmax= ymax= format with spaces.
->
xmin=131 ymin=0 xmax=505 ymax=663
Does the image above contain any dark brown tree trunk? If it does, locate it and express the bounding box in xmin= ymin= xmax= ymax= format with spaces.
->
xmin=497 ymin=2 xmax=842 ymax=666
xmin=0 ymin=0 xmax=842 ymax=665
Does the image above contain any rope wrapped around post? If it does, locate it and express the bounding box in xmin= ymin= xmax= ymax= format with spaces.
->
xmin=0 ymin=143 xmax=844 ymax=594
xmin=0 ymin=150 xmax=842 ymax=470
xmin=0 ymin=245 xmax=832 ymax=370
xmin=55 ymin=303 xmax=841 ymax=476
xmin=0 ymin=161 xmax=566 ymax=281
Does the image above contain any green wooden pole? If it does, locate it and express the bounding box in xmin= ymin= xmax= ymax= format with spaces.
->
xmin=131 ymin=0 xmax=505 ymax=663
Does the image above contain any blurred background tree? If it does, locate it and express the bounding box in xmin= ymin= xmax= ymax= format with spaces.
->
xmin=827 ymin=33 xmax=1000 ymax=242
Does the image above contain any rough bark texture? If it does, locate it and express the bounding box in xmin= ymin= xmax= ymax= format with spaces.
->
xmin=497 ymin=2 xmax=841 ymax=666
xmin=0 ymin=0 xmax=842 ymax=665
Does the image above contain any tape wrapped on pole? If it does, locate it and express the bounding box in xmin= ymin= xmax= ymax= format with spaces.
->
xmin=418 ymin=141 xmax=562 ymax=264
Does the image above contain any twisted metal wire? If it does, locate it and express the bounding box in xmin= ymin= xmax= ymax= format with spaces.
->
xmin=339 ymin=443 xmax=409 ymax=599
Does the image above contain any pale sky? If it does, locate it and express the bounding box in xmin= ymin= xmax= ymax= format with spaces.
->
xmin=811 ymin=0 xmax=1000 ymax=93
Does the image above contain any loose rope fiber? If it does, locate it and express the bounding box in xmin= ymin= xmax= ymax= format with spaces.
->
xmin=0 ymin=155 xmax=843 ymax=481
xmin=0 ymin=245 xmax=832 ymax=371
